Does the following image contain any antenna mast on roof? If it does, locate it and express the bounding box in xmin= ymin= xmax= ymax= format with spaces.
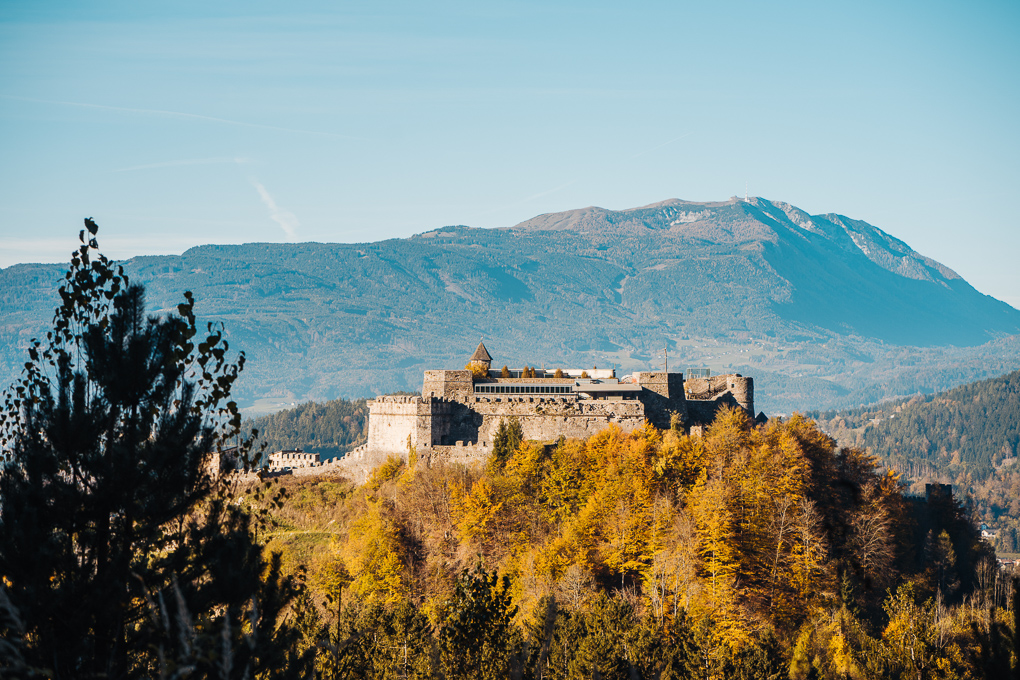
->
xmin=664 ymin=343 xmax=668 ymax=373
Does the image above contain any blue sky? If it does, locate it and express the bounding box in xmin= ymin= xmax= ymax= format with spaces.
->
xmin=2 ymin=0 xmax=1019 ymax=306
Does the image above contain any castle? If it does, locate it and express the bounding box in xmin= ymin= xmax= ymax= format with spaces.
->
xmin=338 ymin=342 xmax=763 ymax=481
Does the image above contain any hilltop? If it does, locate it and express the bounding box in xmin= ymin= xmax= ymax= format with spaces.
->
xmin=253 ymin=410 xmax=1003 ymax=677
xmin=3 ymin=197 xmax=1019 ymax=413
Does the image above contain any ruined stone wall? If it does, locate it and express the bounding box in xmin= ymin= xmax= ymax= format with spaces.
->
xmin=468 ymin=396 xmax=647 ymax=443
xmin=417 ymin=398 xmax=483 ymax=446
xmin=684 ymin=374 xmax=754 ymax=416
xmin=268 ymin=450 xmax=321 ymax=470
xmin=412 ymin=397 xmax=647 ymax=468
xmin=728 ymin=376 xmax=754 ymax=415
xmin=635 ymin=372 xmax=688 ymax=428
xmin=418 ymin=442 xmax=492 ymax=468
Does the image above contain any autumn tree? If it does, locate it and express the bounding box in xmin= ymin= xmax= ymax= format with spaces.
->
xmin=465 ymin=361 xmax=489 ymax=379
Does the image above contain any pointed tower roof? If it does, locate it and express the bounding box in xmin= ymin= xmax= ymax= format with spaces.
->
xmin=470 ymin=339 xmax=492 ymax=363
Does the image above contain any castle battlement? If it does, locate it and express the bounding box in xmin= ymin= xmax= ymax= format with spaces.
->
xmin=337 ymin=341 xmax=763 ymax=483
xmin=371 ymin=395 xmax=424 ymax=405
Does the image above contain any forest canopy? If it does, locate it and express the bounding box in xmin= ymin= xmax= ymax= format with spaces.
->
xmin=260 ymin=409 xmax=1017 ymax=679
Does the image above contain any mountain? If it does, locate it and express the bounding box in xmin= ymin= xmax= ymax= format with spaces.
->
xmin=3 ymin=197 xmax=1020 ymax=414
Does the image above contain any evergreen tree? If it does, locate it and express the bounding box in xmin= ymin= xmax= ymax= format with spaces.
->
xmin=0 ymin=223 xmax=309 ymax=679
xmin=439 ymin=565 xmax=519 ymax=679
xmin=925 ymin=529 xmax=961 ymax=598
xmin=492 ymin=417 xmax=524 ymax=462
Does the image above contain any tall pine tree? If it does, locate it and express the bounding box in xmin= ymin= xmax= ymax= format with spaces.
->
xmin=0 ymin=221 xmax=310 ymax=679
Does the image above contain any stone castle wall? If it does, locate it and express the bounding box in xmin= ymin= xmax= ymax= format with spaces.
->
xmin=684 ymin=375 xmax=754 ymax=415
xmin=422 ymin=370 xmax=473 ymax=401
xmin=335 ymin=369 xmax=758 ymax=484
xmin=634 ymin=372 xmax=688 ymax=427
xmin=267 ymin=450 xmax=321 ymax=471
xmin=366 ymin=395 xmax=429 ymax=454
xmin=470 ymin=397 xmax=646 ymax=443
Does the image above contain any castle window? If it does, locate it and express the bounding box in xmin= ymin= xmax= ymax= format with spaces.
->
xmin=473 ymin=384 xmax=572 ymax=395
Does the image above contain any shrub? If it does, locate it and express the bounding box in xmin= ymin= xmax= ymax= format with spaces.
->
xmin=465 ymin=362 xmax=489 ymax=379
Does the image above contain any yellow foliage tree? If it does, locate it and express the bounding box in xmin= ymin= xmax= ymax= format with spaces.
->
xmin=643 ymin=501 xmax=700 ymax=622
xmin=465 ymin=361 xmax=489 ymax=379
xmin=366 ymin=454 xmax=405 ymax=492
xmin=341 ymin=498 xmax=408 ymax=604
xmin=688 ymin=461 xmax=750 ymax=651
xmin=601 ymin=473 xmax=655 ymax=586
xmin=653 ymin=427 xmax=705 ymax=494
xmin=452 ymin=477 xmax=504 ymax=545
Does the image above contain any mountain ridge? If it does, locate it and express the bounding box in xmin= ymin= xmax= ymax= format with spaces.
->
xmin=2 ymin=197 xmax=1018 ymax=413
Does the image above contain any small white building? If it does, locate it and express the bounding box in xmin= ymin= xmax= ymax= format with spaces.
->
xmin=267 ymin=449 xmax=321 ymax=471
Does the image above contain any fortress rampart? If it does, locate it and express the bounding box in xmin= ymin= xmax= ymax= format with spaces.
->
xmin=335 ymin=341 xmax=764 ymax=483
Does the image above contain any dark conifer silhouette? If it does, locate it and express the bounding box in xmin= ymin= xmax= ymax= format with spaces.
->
xmin=0 ymin=221 xmax=310 ymax=679
xmin=492 ymin=416 xmax=523 ymax=462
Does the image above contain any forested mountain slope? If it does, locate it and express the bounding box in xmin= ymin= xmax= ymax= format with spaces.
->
xmin=811 ymin=370 xmax=1020 ymax=550
xmin=245 ymin=397 xmax=370 ymax=460
xmin=3 ymin=197 xmax=1019 ymax=414
xmin=812 ymin=370 xmax=1020 ymax=479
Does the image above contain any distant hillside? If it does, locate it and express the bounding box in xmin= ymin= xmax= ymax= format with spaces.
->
xmin=245 ymin=397 xmax=370 ymax=461
xmin=3 ymin=197 xmax=1020 ymax=414
xmin=811 ymin=370 xmax=1020 ymax=543
xmin=810 ymin=370 xmax=1020 ymax=479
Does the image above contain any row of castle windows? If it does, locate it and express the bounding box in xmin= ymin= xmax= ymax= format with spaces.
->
xmin=475 ymin=384 xmax=573 ymax=395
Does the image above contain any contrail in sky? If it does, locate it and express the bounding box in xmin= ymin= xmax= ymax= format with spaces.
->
xmin=251 ymin=179 xmax=299 ymax=238
xmin=0 ymin=94 xmax=362 ymax=140
xmin=520 ymin=180 xmax=577 ymax=203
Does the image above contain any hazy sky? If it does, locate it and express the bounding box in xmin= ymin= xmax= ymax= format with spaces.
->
xmin=2 ymin=1 xmax=1019 ymax=306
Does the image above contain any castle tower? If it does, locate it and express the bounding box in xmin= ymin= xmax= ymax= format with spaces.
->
xmin=469 ymin=339 xmax=492 ymax=371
